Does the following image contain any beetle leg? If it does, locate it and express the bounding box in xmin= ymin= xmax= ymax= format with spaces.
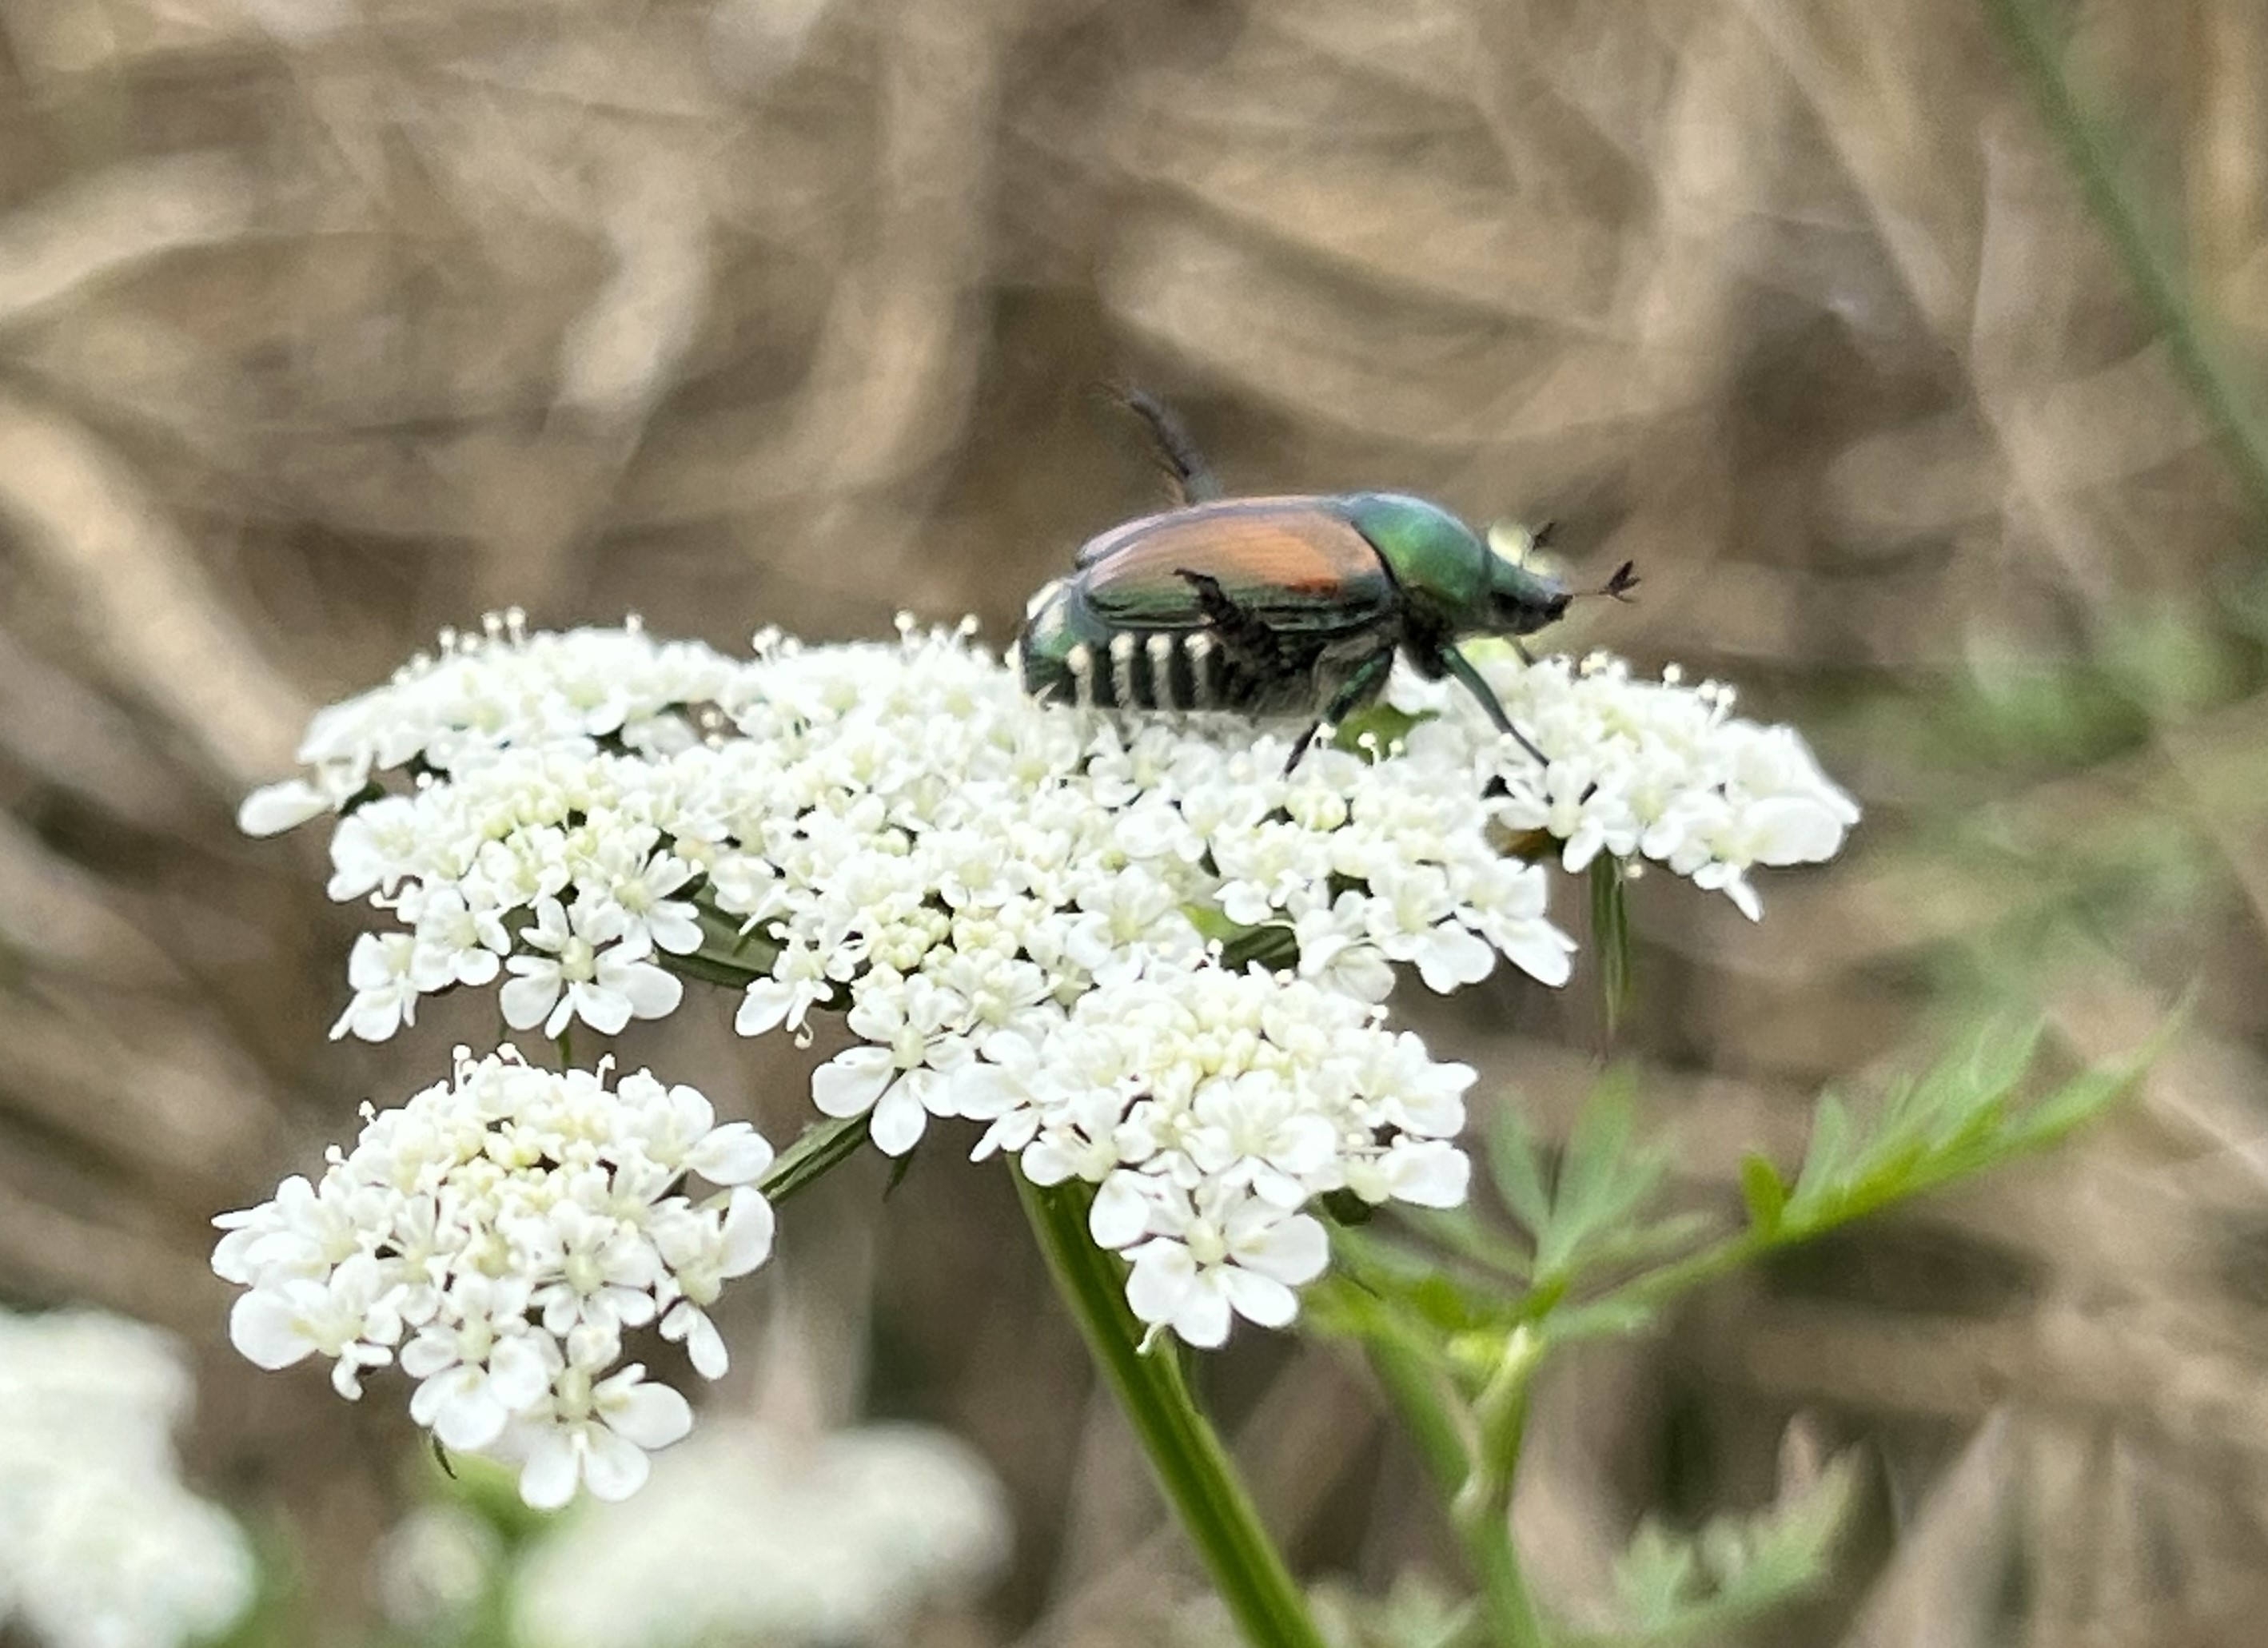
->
xmin=1114 ymin=387 xmax=1222 ymax=505
xmin=1177 ymin=568 xmax=1286 ymax=685
xmin=1437 ymin=644 xmax=1548 ymax=764
xmin=1284 ymin=647 xmax=1397 ymax=774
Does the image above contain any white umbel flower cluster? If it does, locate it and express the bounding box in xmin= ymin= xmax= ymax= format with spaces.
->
xmin=0 ymin=1311 xmax=255 ymax=1648
xmin=237 ymin=611 xmax=738 ymax=838
xmin=223 ymin=615 xmax=1855 ymax=1412
xmin=1405 ymin=651 xmax=1862 ymax=921
xmin=974 ymin=962 xmax=1477 ymax=1347
xmin=213 ymin=1049 xmax=776 ymax=1508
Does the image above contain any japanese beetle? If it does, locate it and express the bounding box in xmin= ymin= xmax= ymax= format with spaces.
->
xmin=1016 ymin=391 xmax=1635 ymax=770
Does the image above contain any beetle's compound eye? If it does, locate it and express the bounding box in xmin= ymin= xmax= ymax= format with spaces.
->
xmin=1493 ymin=587 xmax=1569 ymax=632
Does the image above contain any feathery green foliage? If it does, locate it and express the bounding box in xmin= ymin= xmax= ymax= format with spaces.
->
xmin=1578 ymin=1455 xmax=1859 ymax=1647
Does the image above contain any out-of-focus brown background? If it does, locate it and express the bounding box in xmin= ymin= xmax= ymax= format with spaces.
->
xmin=2 ymin=0 xmax=2262 ymax=1642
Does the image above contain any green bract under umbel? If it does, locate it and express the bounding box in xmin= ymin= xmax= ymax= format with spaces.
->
xmin=1015 ymin=491 xmax=1573 ymax=767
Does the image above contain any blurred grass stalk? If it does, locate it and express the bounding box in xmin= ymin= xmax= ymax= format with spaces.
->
xmin=1984 ymin=0 xmax=2268 ymax=521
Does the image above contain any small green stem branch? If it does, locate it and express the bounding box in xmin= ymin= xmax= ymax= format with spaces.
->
xmin=673 ymin=902 xmax=785 ymax=991
xmin=1362 ymin=1334 xmax=1547 ymax=1648
xmin=1553 ymin=1232 xmax=1769 ymax=1343
xmin=1451 ymin=1327 xmax=1549 ymax=1648
xmin=759 ymin=1114 xmax=872 ymax=1206
xmin=1357 ymin=1333 xmax=1468 ymax=1495
xmin=668 ymin=949 xmax=771 ymax=990
xmin=1015 ymin=1176 xmax=1331 ymax=1648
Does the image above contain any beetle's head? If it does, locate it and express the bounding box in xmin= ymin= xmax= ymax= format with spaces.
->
xmin=1482 ymin=522 xmax=1572 ymax=635
xmin=1483 ymin=522 xmax=1639 ymax=635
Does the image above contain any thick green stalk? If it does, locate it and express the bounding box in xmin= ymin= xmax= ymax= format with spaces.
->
xmin=1014 ymin=1176 xmax=1331 ymax=1648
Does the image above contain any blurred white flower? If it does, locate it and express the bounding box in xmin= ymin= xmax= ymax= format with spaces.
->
xmin=512 ymin=1417 xmax=1010 ymax=1648
xmin=213 ymin=1048 xmax=776 ymax=1508
xmin=373 ymin=1503 xmax=500 ymax=1638
xmin=0 ymin=1310 xmax=255 ymax=1648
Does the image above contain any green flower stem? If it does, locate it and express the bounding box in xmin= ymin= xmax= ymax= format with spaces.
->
xmin=1451 ymin=1327 xmax=1549 ymax=1648
xmin=1354 ymin=1331 xmax=1468 ymax=1495
xmin=1014 ymin=1175 xmax=1331 ymax=1648
xmin=1546 ymin=1232 xmax=1768 ymax=1344
xmin=668 ymin=950 xmax=771 ymax=989
xmin=759 ymin=1114 xmax=872 ymax=1206
xmin=1360 ymin=1334 xmax=1546 ymax=1648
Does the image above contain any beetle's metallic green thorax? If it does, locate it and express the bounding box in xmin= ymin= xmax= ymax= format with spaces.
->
xmin=1338 ymin=491 xmax=1572 ymax=639
xmin=1337 ymin=492 xmax=1490 ymax=617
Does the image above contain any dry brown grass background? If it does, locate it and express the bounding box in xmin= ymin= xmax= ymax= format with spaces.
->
xmin=2 ymin=0 xmax=2263 ymax=1642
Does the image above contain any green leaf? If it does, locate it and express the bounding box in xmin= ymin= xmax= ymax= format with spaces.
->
xmin=1776 ymin=1018 xmax=2161 ymax=1243
xmin=1401 ymin=1204 xmax=1536 ymax=1284
xmin=1739 ymin=1153 xmax=1787 ymax=1236
xmin=1589 ymin=855 xmax=1633 ymax=1043
xmin=1334 ymin=699 xmax=1432 ymax=758
xmin=1612 ymin=1523 xmax=1700 ymax=1630
xmin=1529 ymin=1071 xmax=1672 ymax=1284
xmin=1457 ymin=1075 xmax=1708 ymax=1333
xmin=1178 ymin=903 xmax=1301 ymax=971
xmin=1220 ymin=923 xmax=1300 ymax=972
xmin=1792 ymin=1091 xmax=1851 ymax=1204
xmin=1539 ymin=1292 xmax=1670 ymax=1345
xmin=1181 ymin=903 xmax=1244 ymax=945
xmin=1485 ymin=1110 xmax=1555 ymax=1245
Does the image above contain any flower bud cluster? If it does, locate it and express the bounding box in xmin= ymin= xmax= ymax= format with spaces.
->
xmin=213 ymin=1048 xmax=776 ymax=1508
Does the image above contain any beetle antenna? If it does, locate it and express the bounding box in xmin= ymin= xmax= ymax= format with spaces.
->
xmin=1581 ymin=559 xmax=1640 ymax=603
xmin=1106 ymin=384 xmax=1223 ymax=507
